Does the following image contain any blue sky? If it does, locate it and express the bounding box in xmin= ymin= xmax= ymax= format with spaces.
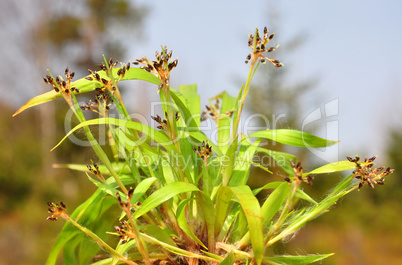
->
xmin=131 ymin=0 xmax=402 ymax=160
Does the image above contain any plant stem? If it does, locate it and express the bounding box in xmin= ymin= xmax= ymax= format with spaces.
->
xmin=64 ymin=215 xmax=137 ymax=265
xmin=231 ymin=29 xmax=261 ymax=143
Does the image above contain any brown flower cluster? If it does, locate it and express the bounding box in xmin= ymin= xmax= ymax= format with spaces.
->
xmin=43 ymin=67 xmax=79 ymax=99
xmin=85 ymin=58 xmax=130 ymax=94
xmin=201 ymin=100 xmax=220 ymax=122
xmin=87 ymin=160 xmax=105 ymax=182
xmin=285 ymin=160 xmax=313 ymax=185
xmin=151 ymin=112 xmax=180 ymax=130
xmin=347 ymin=156 xmax=394 ymax=189
xmin=114 ymin=220 xmax=136 ymax=244
xmin=245 ymin=27 xmax=283 ymax=67
xmin=193 ymin=141 xmax=212 ymax=165
xmin=200 ymin=99 xmax=233 ymax=122
xmin=133 ymin=46 xmax=178 ymax=93
xmin=114 ymin=188 xmax=141 ymax=244
xmin=46 ymin=201 xmax=67 ymax=221
xmin=80 ymin=92 xmax=113 ymax=116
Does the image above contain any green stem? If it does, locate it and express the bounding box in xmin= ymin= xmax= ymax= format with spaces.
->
xmin=64 ymin=215 xmax=137 ymax=265
xmin=230 ymin=29 xmax=260 ymax=143
xmin=125 ymin=208 xmax=152 ymax=265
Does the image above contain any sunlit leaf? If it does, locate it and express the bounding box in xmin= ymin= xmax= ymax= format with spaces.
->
xmin=13 ymin=68 xmax=160 ymax=116
xmin=303 ymin=160 xmax=356 ymax=176
xmin=229 ymin=186 xmax=264 ymax=265
xmin=134 ymin=182 xmax=199 ymax=218
xmin=248 ymin=129 xmax=338 ymax=148
xmin=263 ymin=253 xmax=334 ymax=265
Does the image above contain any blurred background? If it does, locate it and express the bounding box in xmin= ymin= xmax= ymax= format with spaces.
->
xmin=1 ymin=0 xmax=401 ymax=264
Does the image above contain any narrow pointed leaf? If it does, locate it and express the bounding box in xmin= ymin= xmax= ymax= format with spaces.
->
xmin=255 ymin=147 xmax=298 ymax=176
xmin=52 ymin=118 xmax=176 ymax=153
xmin=134 ymin=182 xmax=199 ymax=218
xmin=229 ymin=186 xmax=264 ymax=265
xmin=263 ymin=253 xmax=334 ymax=265
xmin=261 ymin=182 xmax=290 ymax=226
xmin=249 ymin=129 xmax=338 ymax=148
xmin=303 ymin=160 xmax=356 ymax=176
xmin=218 ymin=251 xmax=235 ymax=265
xmin=141 ymin=224 xmax=177 ymax=247
xmin=176 ymin=199 xmax=207 ymax=248
xmin=13 ymin=68 xmax=160 ymax=116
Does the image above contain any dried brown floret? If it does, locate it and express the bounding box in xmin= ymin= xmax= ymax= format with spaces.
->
xmin=46 ymin=201 xmax=67 ymax=221
xmin=348 ymin=155 xmax=394 ymax=189
xmin=193 ymin=141 xmax=212 ymax=164
xmin=245 ymin=27 xmax=283 ymax=67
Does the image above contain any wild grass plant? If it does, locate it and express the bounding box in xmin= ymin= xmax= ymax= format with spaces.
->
xmin=14 ymin=27 xmax=393 ymax=265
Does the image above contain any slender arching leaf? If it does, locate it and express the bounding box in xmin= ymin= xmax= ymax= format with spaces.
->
xmin=295 ymin=189 xmax=317 ymax=205
xmin=214 ymin=186 xmax=235 ymax=238
xmin=196 ymin=192 xmax=215 ymax=252
xmin=13 ymin=68 xmax=160 ymax=116
xmin=255 ymin=147 xmax=298 ymax=176
xmin=261 ymin=182 xmax=290 ymax=226
xmin=46 ymin=189 xmax=111 ymax=265
xmin=172 ymin=85 xmax=201 ymax=128
xmin=131 ymin=177 xmax=157 ymax=203
xmin=303 ymin=160 xmax=356 ymax=176
xmin=218 ymin=251 xmax=235 ymax=265
xmin=52 ymin=118 xmax=177 ymax=154
xmin=141 ymin=224 xmax=177 ymax=247
xmin=228 ymin=186 xmax=264 ymax=265
xmin=222 ymin=135 xmax=238 ymax=186
xmin=228 ymin=137 xmax=260 ymax=186
xmin=248 ymin=129 xmax=338 ymax=148
xmin=134 ymin=182 xmax=199 ymax=218
xmin=213 ymin=91 xmax=237 ymax=153
xmin=176 ymin=199 xmax=207 ymax=248
xmin=263 ymin=253 xmax=334 ymax=265
xmin=53 ymin=162 xmax=132 ymax=175
xmin=176 ymin=127 xmax=223 ymax=156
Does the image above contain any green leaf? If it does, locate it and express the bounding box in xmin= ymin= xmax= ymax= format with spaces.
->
xmin=177 ymin=127 xmax=223 ymax=156
xmin=239 ymin=182 xmax=288 ymax=252
xmin=263 ymin=253 xmax=334 ymax=265
xmin=141 ymin=224 xmax=177 ymax=247
xmin=218 ymin=251 xmax=235 ymax=265
xmin=176 ymin=85 xmax=201 ymax=127
xmin=197 ymin=192 xmax=215 ymax=251
xmin=131 ymin=177 xmax=157 ymax=203
xmin=53 ymin=118 xmax=177 ymax=154
xmin=222 ymin=136 xmax=238 ymax=186
xmin=214 ymin=91 xmax=237 ymax=153
xmin=46 ymin=190 xmax=112 ymax=265
xmin=176 ymin=199 xmax=207 ymax=248
xmin=255 ymin=148 xmax=298 ymax=176
xmin=53 ymin=162 xmax=132 ymax=175
xmin=134 ymin=182 xmax=199 ymax=218
xmin=248 ymin=129 xmax=338 ymax=148
xmin=253 ymin=181 xmax=282 ymax=196
xmin=295 ymin=189 xmax=317 ymax=205
xmin=229 ymin=186 xmax=264 ymax=265
xmin=13 ymin=68 xmax=160 ymax=116
xmin=303 ymin=160 xmax=356 ymax=176
xmin=267 ymin=186 xmax=352 ymax=246
xmin=261 ymin=182 xmax=290 ymax=226
xmin=229 ymin=138 xmax=261 ymax=186
xmin=214 ymin=186 xmax=235 ymax=238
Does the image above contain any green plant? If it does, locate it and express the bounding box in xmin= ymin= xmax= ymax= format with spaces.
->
xmin=14 ymin=27 xmax=393 ymax=265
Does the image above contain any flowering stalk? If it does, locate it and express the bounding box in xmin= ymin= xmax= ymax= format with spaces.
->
xmin=45 ymin=68 xmax=129 ymax=194
xmin=47 ymin=202 xmax=137 ymax=265
xmin=231 ymin=27 xmax=283 ymax=143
